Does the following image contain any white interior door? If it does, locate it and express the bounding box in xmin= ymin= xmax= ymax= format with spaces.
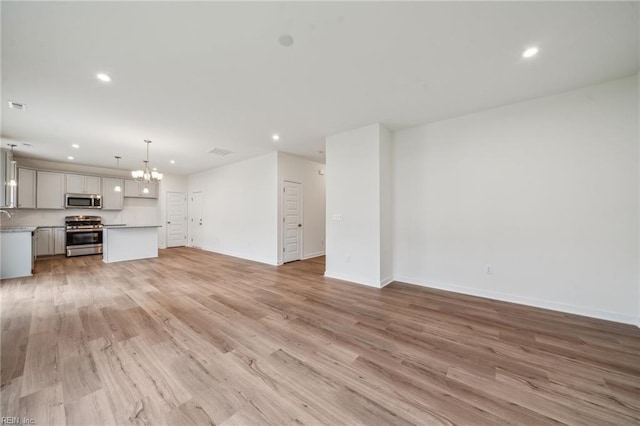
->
xmin=166 ymin=191 xmax=187 ymax=248
xmin=189 ymin=191 xmax=203 ymax=248
xmin=283 ymin=181 xmax=302 ymax=263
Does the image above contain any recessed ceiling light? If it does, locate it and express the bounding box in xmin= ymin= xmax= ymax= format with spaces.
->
xmin=71 ymin=144 xmax=79 ymax=149
xmin=522 ymin=46 xmax=539 ymax=59
xmin=67 ymin=156 xmax=74 ymax=160
xmin=170 ymin=160 xmax=175 ymax=164
xmin=96 ymin=73 xmax=111 ymax=82
xmin=272 ymin=134 xmax=280 ymax=141
xmin=278 ymin=34 xmax=294 ymax=47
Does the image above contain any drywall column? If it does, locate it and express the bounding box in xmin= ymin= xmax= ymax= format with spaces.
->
xmin=325 ymin=123 xmax=392 ymax=287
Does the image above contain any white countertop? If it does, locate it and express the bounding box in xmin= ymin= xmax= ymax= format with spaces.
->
xmin=0 ymin=226 xmax=37 ymax=233
xmin=103 ymin=224 xmax=162 ymax=229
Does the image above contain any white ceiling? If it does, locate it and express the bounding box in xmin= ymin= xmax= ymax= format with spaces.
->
xmin=2 ymin=2 xmax=638 ymax=175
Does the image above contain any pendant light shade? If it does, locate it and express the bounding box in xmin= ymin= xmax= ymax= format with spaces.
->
xmin=7 ymin=145 xmax=17 ymax=187
xmin=114 ymin=156 xmax=122 ymax=192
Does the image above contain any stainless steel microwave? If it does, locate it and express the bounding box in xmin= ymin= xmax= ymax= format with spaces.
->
xmin=65 ymin=193 xmax=102 ymax=209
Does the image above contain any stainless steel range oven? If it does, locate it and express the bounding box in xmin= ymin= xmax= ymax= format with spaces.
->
xmin=65 ymin=215 xmax=103 ymax=257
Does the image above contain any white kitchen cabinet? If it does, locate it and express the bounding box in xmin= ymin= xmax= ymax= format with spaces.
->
xmin=35 ymin=227 xmax=66 ymax=257
xmin=141 ymin=182 xmax=158 ymax=198
xmin=124 ymin=179 xmax=138 ymax=198
xmin=85 ymin=176 xmax=101 ymax=194
xmin=102 ymin=178 xmax=124 ymax=210
xmin=17 ymin=168 xmax=36 ymax=209
xmin=66 ymin=174 xmax=101 ymax=194
xmin=37 ymin=171 xmax=65 ymax=209
xmin=35 ymin=228 xmax=53 ymax=256
xmin=54 ymin=228 xmax=66 ymax=254
xmin=124 ymin=179 xmax=158 ymax=199
xmin=0 ymin=230 xmax=33 ymax=279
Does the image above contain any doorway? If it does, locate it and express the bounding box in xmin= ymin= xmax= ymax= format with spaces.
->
xmin=283 ymin=181 xmax=302 ymax=263
xmin=189 ymin=191 xmax=203 ymax=248
xmin=166 ymin=191 xmax=187 ymax=248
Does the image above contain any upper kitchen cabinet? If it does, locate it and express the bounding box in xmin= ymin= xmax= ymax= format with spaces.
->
xmin=124 ymin=180 xmax=158 ymax=199
xmin=102 ymin=178 xmax=124 ymax=210
xmin=37 ymin=171 xmax=65 ymax=209
xmin=17 ymin=167 xmax=36 ymax=209
xmin=66 ymin=174 xmax=101 ymax=194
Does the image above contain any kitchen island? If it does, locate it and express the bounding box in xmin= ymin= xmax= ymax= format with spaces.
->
xmin=0 ymin=227 xmax=36 ymax=279
xmin=102 ymin=225 xmax=161 ymax=263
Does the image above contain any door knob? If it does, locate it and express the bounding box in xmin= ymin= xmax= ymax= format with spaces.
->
xmin=167 ymin=221 xmax=171 ymax=224
xmin=298 ymin=224 xmax=302 ymax=227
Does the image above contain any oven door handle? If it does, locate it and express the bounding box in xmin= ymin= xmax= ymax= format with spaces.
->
xmin=66 ymin=228 xmax=103 ymax=233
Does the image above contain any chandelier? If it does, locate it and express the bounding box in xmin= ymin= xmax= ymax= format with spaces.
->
xmin=131 ymin=140 xmax=163 ymax=182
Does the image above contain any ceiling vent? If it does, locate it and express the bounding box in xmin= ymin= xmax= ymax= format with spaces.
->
xmin=209 ymin=148 xmax=232 ymax=156
xmin=8 ymin=101 xmax=26 ymax=111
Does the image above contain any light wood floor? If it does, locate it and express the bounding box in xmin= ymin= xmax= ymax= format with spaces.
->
xmin=1 ymin=247 xmax=639 ymax=425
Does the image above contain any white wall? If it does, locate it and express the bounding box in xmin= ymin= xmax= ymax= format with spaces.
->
xmin=277 ymin=152 xmax=326 ymax=264
xmin=325 ymin=123 xmax=390 ymax=287
xmin=187 ymin=152 xmax=278 ymax=265
xmin=393 ymin=76 xmax=639 ymax=324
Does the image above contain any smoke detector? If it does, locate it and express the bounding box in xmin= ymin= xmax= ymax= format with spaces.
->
xmin=209 ymin=148 xmax=232 ymax=156
xmin=8 ymin=101 xmax=26 ymax=111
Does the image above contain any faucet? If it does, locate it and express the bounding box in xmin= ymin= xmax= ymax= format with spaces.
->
xmin=0 ymin=210 xmax=12 ymax=219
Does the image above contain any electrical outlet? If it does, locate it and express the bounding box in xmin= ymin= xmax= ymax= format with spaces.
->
xmin=485 ymin=264 xmax=493 ymax=275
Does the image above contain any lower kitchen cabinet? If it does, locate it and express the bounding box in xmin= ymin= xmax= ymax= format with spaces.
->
xmin=0 ymin=230 xmax=33 ymax=279
xmin=35 ymin=227 xmax=66 ymax=257
xmin=54 ymin=228 xmax=66 ymax=254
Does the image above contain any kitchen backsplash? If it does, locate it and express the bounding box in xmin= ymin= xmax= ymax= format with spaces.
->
xmin=3 ymin=197 xmax=160 ymax=227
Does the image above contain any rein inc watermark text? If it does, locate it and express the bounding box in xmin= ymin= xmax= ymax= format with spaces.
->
xmin=1 ymin=418 xmax=35 ymax=424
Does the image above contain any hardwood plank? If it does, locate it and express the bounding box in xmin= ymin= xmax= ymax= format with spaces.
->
xmin=1 ymin=377 xmax=22 ymax=418
xmin=60 ymin=354 xmax=102 ymax=404
xmin=64 ymin=388 xmax=117 ymax=426
xmin=20 ymin=331 xmax=59 ymax=397
xmin=1 ymin=248 xmax=638 ymax=425
xmin=18 ymin=383 xmax=66 ymax=425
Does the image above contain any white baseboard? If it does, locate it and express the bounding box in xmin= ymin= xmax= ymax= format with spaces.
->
xmin=200 ymin=246 xmax=279 ymax=266
xmin=302 ymin=251 xmax=325 ymax=260
xmin=380 ymin=275 xmax=394 ymax=287
xmin=324 ymin=270 xmax=383 ymax=288
xmin=394 ymin=274 xmax=638 ymax=326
